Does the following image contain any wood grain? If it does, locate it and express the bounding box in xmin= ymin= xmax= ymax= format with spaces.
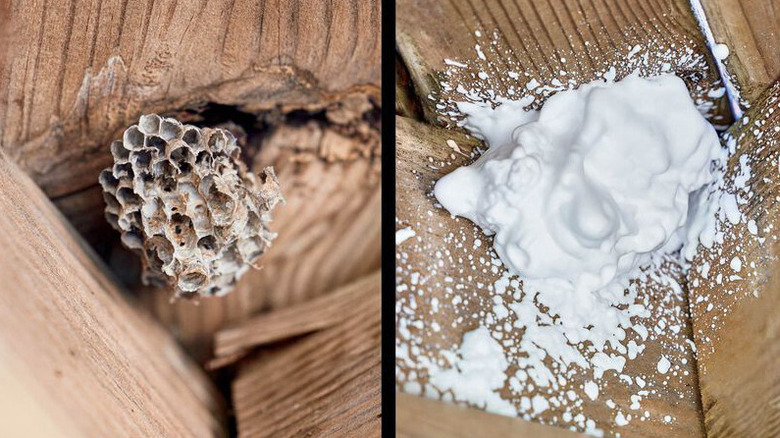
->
xmin=0 ymin=148 xmax=224 ymax=437
xmin=699 ymin=0 xmax=780 ymax=104
xmin=1 ymin=0 xmax=380 ymax=201
xmin=398 ymin=392 xmax=585 ymax=438
xmin=688 ymin=81 xmax=780 ymax=438
xmin=213 ymin=271 xmax=380 ymax=363
xmin=0 ymin=0 xmax=8 ymax=73
xmin=232 ymin=271 xmax=381 ymax=438
xmin=395 ymin=116 xmax=704 ymax=437
xmin=397 ymin=0 xmax=730 ymax=126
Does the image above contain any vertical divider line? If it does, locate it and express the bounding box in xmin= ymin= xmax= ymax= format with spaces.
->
xmin=382 ymin=0 xmax=397 ymax=436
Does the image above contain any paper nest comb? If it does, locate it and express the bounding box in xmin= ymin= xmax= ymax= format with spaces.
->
xmin=99 ymin=114 xmax=283 ymax=297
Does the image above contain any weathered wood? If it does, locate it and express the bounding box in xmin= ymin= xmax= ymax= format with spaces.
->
xmin=232 ymin=270 xmax=381 ymax=438
xmin=397 ymin=0 xmax=730 ymax=127
xmin=395 ymin=116 xmax=704 ymax=437
xmin=398 ymin=392 xmax=585 ymax=438
xmin=699 ymin=0 xmax=780 ymax=104
xmin=0 ymin=149 xmax=224 ymax=437
xmin=214 ymin=272 xmax=379 ymax=363
xmin=688 ymin=81 xmax=780 ymax=438
xmin=1 ymin=0 xmax=381 ymax=201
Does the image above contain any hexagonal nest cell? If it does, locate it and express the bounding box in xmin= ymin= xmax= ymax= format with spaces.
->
xmin=99 ymin=114 xmax=284 ymax=297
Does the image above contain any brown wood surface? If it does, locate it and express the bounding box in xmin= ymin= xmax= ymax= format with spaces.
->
xmin=700 ymin=0 xmax=780 ymax=104
xmin=398 ymin=392 xmax=585 ymax=438
xmin=395 ymin=116 xmax=704 ymax=437
xmin=397 ymin=0 xmax=730 ymax=127
xmin=688 ymin=81 xmax=780 ymax=438
xmin=213 ymin=270 xmax=380 ymax=363
xmin=1 ymin=0 xmax=380 ymax=201
xmin=0 ymin=148 xmax=224 ymax=437
xmin=232 ymin=271 xmax=381 ymax=438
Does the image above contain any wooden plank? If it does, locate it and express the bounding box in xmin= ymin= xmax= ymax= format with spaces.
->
xmin=398 ymin=392 xmax=585 ymax=438
xmin=0 ymin=149 xmax=224 ymax=437
xmin=688 ymin=81 xmax=780 ymax=438
xmin=395 ymin=116 xmax=704 ymax=437
xmin=0 ymin=0 xmax=381 ymax=201
xmin=699 ymin=0 xmax=780 ymax=104
xmin=397 ymin=0 xmax=730 ymax=127
xmin=213 ymin=272 xmax=379 ymax=363
xmin=232 ymin=270 xmax=381 ymax=438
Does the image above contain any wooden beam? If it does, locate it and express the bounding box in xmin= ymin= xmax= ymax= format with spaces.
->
xmin=0 ymin=0 xmax=381 ymax=201
xmin=699 ymin=0 xmax=780 ymax=104
xmin=688 ymin=81 xmax=780 ymax=438
xmin=0 ymin=149 xmax=224 ymax=437
xmin=397 ymin=0 xmax=730 ymax=126
xmin=398 ymin=392 xmax=585 ymax=438
xmin=232 ymin=271 xmax=381 ymax=438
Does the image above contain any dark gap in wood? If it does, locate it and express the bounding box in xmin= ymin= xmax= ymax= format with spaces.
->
xmin=165 ymin=102 xmax=274 ymax=165
xmin=209 ymin=364 xmax=240 ymax=438
xmin=396 ymin=51 xmax=425 ymax=120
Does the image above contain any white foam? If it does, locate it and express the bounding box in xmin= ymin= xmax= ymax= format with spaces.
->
xmin=435 ymin=74 xmax=722 ymax=294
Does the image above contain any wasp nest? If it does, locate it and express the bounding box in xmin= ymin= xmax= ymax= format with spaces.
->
xmin=99 ymin=114 xmax=283 ymax=297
